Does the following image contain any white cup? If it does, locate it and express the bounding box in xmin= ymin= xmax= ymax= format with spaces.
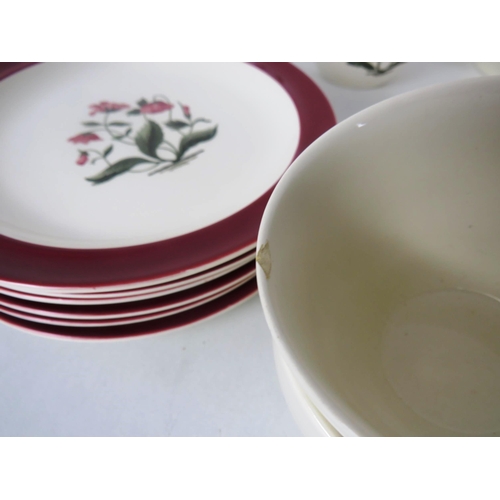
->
xmin=317 ymin=62 xmax=404 ymax=88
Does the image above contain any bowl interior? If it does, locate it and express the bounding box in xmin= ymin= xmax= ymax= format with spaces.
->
xmin=259 ymin=77 xmax=500 ymax=436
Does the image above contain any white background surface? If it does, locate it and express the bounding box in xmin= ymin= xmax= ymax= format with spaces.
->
xmin=0 ymin=62 xmax=482 ymax=436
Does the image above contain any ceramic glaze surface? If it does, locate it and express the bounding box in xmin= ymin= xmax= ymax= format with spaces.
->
xmin=382 ymin=290 xmax=500 ymax=435
xmin=475 ymin=62 xmax=500 ymax=75
xmin=257 ymin=76 xmax=500 ymax=436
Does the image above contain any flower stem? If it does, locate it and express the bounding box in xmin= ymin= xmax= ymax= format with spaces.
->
xmin=162 ymin=139 xmax=179 ymax=155
xmin=104 ymin=113 xmax=135 ymax=145
xmin=87 ymin=148 xmax=111 ymax=166
xmin=148 ymin=150 xmax=203 ymax=176
xmin=158 ymin=145 xmax=177 ymax=157
xmin=372 ymin=62 xmax=404 ymax=75
xmin=128 ymin=162 xmax=161 ymax=173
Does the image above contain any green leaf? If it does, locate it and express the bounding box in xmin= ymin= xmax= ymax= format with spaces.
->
xmin=135 ymin=120 xmax=164 ymax=159
xmin=178 ymin=126 xmax=218 ymax=159
xmin=137 ymin=98 xmax=148 ymax=107
xmin=103 ymin=145 xmax=113 ymax=158
xmin=86 ymin=157 xmax=153 ymax=184
xmin=166 ymin=120 xmax=189 ymax=130
xmin=192 ymin=118 xmax=211 ymax=125
xmin=82 ymin=121 xmax=102 ymax=126
xmin=109 ymin=121 xmax=131 ymax=126
xmin=127 ymin=109 xmax=141 ymax=116
xmin=179 ymin=101 xmax=191 ymax=119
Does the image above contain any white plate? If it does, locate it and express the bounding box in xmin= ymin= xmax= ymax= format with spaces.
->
xmin=0 ymin=63 xmax=299 ymax=249
xmin=0 ymin=63 xmax=335 ymax=292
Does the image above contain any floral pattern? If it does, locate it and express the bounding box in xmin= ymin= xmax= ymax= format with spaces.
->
xmin=76 ymin=152 xmax=89 ymax=166
xmin=68 ymin=132 xmax=102 ymax=144
xmin=347 ymin=62 xmax=404 ymax=75
xmin=89 ymin=101 xmax=130 ymax=115
xmin=139 ymin=101 xmax=174 ymax=114
xmin=68 ymin=97 xmax=218 ymax=184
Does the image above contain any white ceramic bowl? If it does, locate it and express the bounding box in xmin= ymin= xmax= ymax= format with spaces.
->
xmin=475 ymin=62 xmax=500 ymax=75
xmin=257 ymin=76 xmax=500 ymax=437
xmin=273 ymin=340 xmax=341 ymax=437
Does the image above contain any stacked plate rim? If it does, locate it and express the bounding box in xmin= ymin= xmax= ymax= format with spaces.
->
xmin=0 ymin=62 xmax=335 ymax=340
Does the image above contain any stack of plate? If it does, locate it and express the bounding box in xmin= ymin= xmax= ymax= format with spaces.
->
xmin=0 ymin=62 xmax=335 ymax=340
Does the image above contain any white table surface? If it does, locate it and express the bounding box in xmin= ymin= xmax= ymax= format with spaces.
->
xmin=0 ymin=62 xmax=482 ymax=436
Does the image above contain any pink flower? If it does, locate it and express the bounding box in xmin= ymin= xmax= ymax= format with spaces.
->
xmin=76 ymin=152 xmax=88 ymax=166
xmin=140 ymin=101 xmax=174 ymax=114
xmin=68 ymin=132 xmax=102 ymax=144
xmin=181 ymin=104 xmax=191 ymax=118
xmin=89 ymin=101 xmax=129 ymax=116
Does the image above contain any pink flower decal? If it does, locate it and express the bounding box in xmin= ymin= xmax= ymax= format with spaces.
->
xmin=68 ymin=132 xmax=102 ymax=144
xmin=181 ymin=104 xmax=191 ymax=118
xmin=76 ymin=152 xmax=89 ymax=166
xmin=89 ymin=101 xmax=130 ymax=116
xmin=140 ymin=101 xmax=174 ymax=114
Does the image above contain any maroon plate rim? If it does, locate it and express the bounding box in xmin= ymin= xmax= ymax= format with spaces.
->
xmin=0 ymin=63 xmax=336 ymax=289
xmin=0 ymin=248 xmax=255 ymax=300
xmin=0 ymin=260 xmax=255 ymax=318
xmin=0 ymin=274 xmax=254 ymax=326
xmin=0 ymin=278 xmax=258 ymax=340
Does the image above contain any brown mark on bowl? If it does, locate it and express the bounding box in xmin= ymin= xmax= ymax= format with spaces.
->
xmin=256 ymin=242 xmax=272 ymax=279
